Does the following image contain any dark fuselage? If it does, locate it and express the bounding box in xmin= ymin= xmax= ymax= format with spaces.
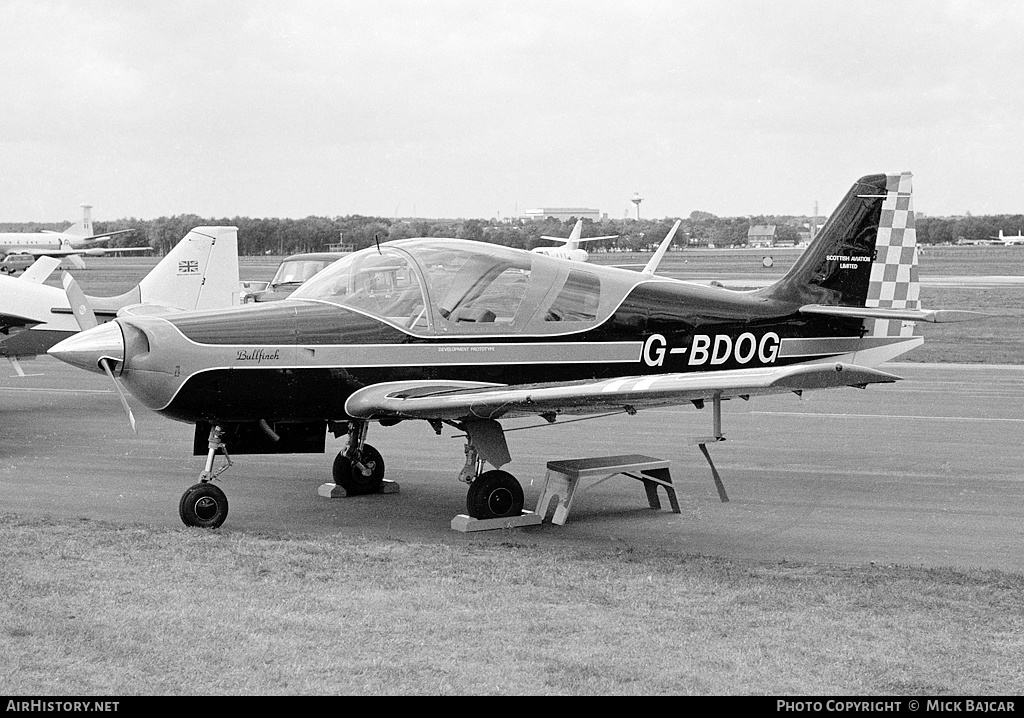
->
xmin=123 ymin=278 xmax=866 ymax=425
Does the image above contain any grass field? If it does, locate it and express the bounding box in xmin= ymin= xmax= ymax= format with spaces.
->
xmin=4 ymin=245 xmax=1023 ymax=695
xmin=3 ymin=515 xmax=1023 ymax=695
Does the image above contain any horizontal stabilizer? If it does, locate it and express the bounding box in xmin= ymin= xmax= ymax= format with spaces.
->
xmin=344 ymin=363 xmax=901 ymax=422
xmin=40 ymin=228 xmax=135 ymax=242
xmin=799 ymin=304 xmax=988 ymax=323
xmin=539 ymin=235 xmax=618 ymax=243
xmin=80 ymin=229 xmax=136 ymax=242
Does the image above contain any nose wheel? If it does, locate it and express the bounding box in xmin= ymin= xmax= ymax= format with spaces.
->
xmin=179 ymin=482 xmax=229 ymax=529
xmin=178 ymin=424 xmax=232 ymax=528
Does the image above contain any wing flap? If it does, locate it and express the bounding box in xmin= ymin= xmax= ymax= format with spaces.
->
xmin=344 ymin=363 xmax=901 ymax=422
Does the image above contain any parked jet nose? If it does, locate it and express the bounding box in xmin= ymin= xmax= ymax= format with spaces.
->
xmin=48 ymin=321 xmax=125 ymax=375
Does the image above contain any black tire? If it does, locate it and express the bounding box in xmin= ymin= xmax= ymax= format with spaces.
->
xmin=179 ymin=483 xmax=229 ymax=529
xmin=332 ymin=443 xmax=385 ymax=495
xmin=466 ymin=470 xmax=524 ymax=520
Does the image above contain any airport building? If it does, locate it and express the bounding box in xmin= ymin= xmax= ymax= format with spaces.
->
xmin=747 ymin=224 xmax=777 ymax=247
xmin=523 ymin=207 xmax=603 ymax=222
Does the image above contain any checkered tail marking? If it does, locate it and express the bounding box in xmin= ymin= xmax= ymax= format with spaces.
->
xmin=866 ymin=172 xmax=918 ymax=337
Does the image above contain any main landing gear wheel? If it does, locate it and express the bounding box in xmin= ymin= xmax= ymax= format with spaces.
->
xmin=466 ymin=470 xmax=524 ymax=520
xmin=179 ymin=482 xmax=229 ymax=529
xmin=333 ymin=443 xmax=385 ymax=495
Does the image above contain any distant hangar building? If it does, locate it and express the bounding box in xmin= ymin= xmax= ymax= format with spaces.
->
xmin=523 ymin=207 xmax=603 ymax=222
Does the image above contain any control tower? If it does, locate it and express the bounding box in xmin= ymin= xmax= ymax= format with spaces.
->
xmin=630 ymin=192 xmax=643 ymax=220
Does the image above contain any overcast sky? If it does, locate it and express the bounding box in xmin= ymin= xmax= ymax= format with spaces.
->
xmin=1 ymin=0 xmax=1021 ymax=223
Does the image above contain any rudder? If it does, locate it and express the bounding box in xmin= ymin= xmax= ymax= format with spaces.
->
xmin=864 ymin=172 xmax=918 ymax=337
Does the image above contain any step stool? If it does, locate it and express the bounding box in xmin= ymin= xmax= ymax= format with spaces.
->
xmin=535 ymin=454 xmax=680 ymax=525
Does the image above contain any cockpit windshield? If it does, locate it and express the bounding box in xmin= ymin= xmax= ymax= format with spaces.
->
xmin=290 ymin=238 xmax=641 ymax=335
xmin=290 ymin=247 xmax=429 ymax=329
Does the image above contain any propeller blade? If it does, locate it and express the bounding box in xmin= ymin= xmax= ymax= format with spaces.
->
xmin=100 ymin=358 xmax=137 ymax=434
xmin=61 ymin=273 xmax=98 ymax=330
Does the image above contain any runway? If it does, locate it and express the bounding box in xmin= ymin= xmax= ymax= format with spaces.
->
xmin=2 ymin=357 xmax=1022 ymax=572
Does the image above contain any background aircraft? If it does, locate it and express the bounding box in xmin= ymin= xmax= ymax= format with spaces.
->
xmin=50 ymin=173 xmax=978 ymax=530
xmin=956 ymin=230 xmax=1024 ymax=246
xmin=0 ymin=204 xmax=149 ymax=274
xmin=2 ymin=226 xmax=240 ymax=379
xmin=991 ymin=230 xmax=1024 ymax=245
xmin=531 ymin=219 xmax=618 ymax=262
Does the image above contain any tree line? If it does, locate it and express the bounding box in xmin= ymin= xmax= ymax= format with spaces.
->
xmin=4 ymin=211 xmax=1023 ymax=256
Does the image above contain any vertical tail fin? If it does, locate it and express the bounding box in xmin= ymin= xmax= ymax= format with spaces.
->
xmin=758 ymin=172 xmax=918 ymax=340
xmin=565 ymin=220 xmax=583 ymax=251
xmin=61 ymin=204 xmax=94 ymax=237
xmin=138 ymin=226 xmax=240 ymax=310
xmin=80 ymin=204 xmax=94 ymax=237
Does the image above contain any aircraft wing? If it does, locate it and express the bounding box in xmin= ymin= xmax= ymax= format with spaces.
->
xmin=8 ymin=245 xmax=152 ymax=258
xmin=9 ymin=247 xmax=92 ymax=258
xmin=344 ymin=362 xmax=900 ymax=422
xmin=0 ymin=311 xmax=43 ymax=333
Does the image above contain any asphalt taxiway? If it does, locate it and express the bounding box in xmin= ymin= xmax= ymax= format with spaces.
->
xmin=2 ymin=358 xmax=1022 ymax=572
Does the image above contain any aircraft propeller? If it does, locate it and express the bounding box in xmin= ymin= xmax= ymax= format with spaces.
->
xmin=99 ymin=356 xmax=138 ymax=435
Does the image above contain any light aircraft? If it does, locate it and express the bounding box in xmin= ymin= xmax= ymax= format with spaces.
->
xmin=0 ymin=204 xmax=149 ymax=274
xmin=2 ymin=226 xmax=240 ymax=379
xmin=531 ymin=219 xmax=618 ymax=262
xmin=50 ymin=173 xmax=979 ymax=529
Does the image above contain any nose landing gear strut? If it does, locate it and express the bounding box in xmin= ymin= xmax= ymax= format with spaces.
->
xmin=179 ymin=424 xmax=231 ymax=528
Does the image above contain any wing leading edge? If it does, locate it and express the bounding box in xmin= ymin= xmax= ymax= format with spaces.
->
xmin=344 ymin=363 xmax=901 ymax=422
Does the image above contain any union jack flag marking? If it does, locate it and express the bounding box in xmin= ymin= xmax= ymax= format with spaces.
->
xmin=178 ymin=260 xmax=199 ymax=274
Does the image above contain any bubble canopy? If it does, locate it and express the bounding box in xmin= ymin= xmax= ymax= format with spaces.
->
xmin=289 ymin=238 xmax=644 ymax=336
